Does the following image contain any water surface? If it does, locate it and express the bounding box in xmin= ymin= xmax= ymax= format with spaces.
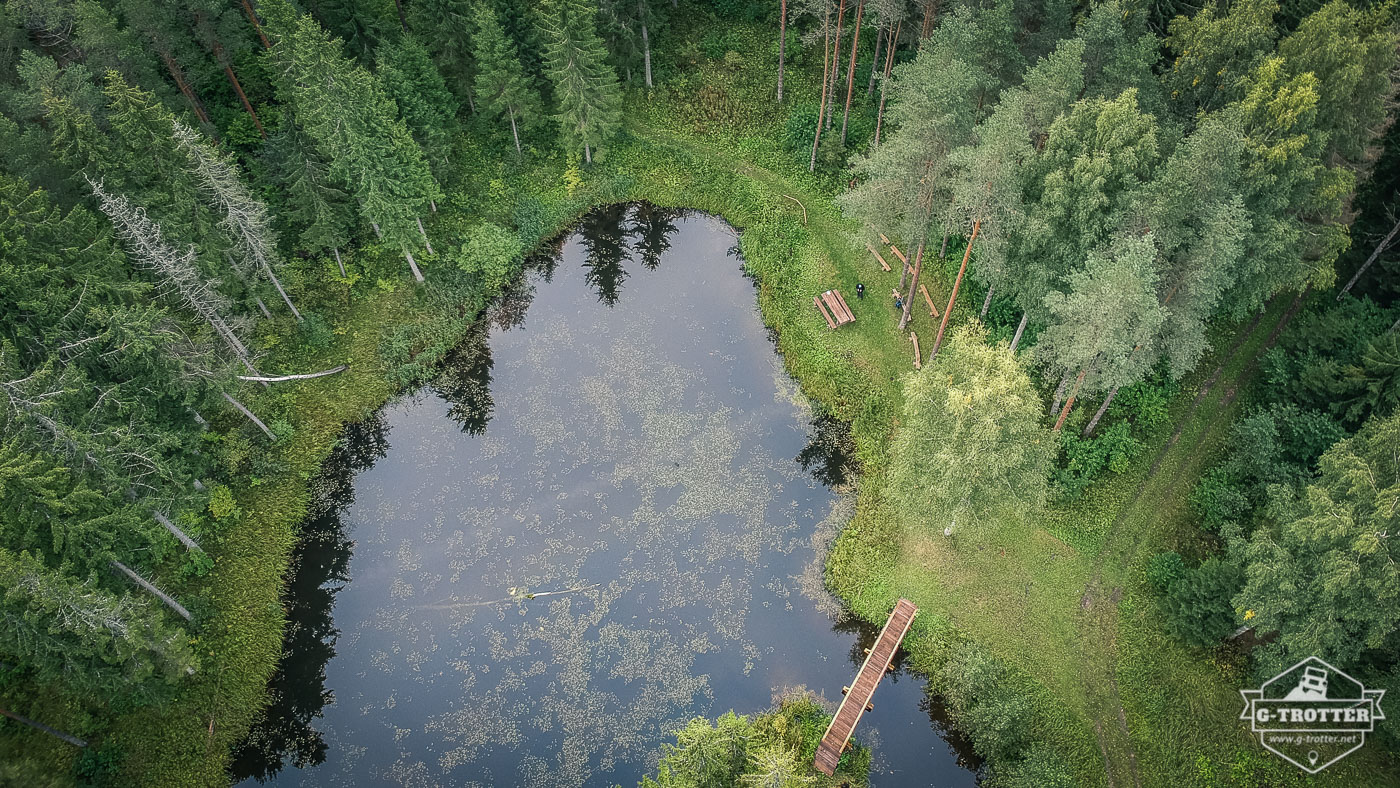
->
xmin=233 ymin=206 xmax=979 ymax=787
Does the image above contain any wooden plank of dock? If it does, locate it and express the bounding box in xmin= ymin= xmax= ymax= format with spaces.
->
xmin=867 ymin=244 xmax=891 ymax=271
xmin=814 ymin=598 xmax=919 ymax=775
xmin=920 ymin=284 xmax=940 ymax=317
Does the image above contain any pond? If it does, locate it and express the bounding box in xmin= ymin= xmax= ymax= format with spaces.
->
xmin=231 ymin=205 xmax=980 ymax=787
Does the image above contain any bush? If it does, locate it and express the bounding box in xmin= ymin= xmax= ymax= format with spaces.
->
xmin=1052 ymin=420 xmax=1143 ymax=499
xmin=988 ymin=745 xmax=1077 ymax=788
xmin=1161 ymin=557 xmax=1243 ymax=647
xmin=939 ymin=647 xmax=1035 ymax=762
xmin=1145 ymin=551 xmax=1187 ymax=593
xmin=454 ymin=222 xmax=524 ymax=296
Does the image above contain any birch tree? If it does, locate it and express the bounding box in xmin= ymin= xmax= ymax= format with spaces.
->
xmin=889 ymin=324 xmax=1054 ymax=536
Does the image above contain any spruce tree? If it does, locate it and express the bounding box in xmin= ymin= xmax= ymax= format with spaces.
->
xmin=376 ymin=35 xmax=458 ymax=177
xmin=538 ymin=0 xmax=623 ymax=164
xmin=472 ymin=2 xmax=542 ymax=155
xmin=263 ymin=0 xmax=440 ymax=279
xmin=172 ymin=120 xmax=303 ymax=321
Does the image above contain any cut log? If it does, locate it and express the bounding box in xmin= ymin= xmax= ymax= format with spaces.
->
xmin=879 ymin=232 xmax=890 ymax=245
xmin=911 ymin=332 xmax=921 ymax=368
xmin=920 ymin=284 xmax=939 ymax=317
xmin=236 ymin=365 xmax=348 ymax=383
xmin=889 ymin=245 xmax=907 ymax=264
xmin=111 ymin=560 xmax=191 ymax=620
xmin=0 ymin=708 xmax=86 ymax=748
xmin=867 ymin=244 xmax=891 ymax=271
xmin=153 ymin=511 xmax=202 ymax=553
xmin=222 ymin=392 xmax=275 ymax=440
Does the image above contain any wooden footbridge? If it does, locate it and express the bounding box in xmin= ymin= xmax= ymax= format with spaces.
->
xmin=814 ymin=598 xmax=919 ymax=775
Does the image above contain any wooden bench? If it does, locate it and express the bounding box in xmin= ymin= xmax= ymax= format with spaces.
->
xmin=815 ymin=289 xmax=856 ymax=329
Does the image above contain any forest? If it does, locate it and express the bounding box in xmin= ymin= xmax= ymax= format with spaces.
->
xmin=0 ymin=0 xmax=1396 ymax=784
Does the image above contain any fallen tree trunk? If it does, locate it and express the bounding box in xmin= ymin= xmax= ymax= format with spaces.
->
xmin=236 ymin=365 xmax=348 ymax=383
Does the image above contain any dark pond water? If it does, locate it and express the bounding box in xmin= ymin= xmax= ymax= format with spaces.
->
xmin=232 ymin=205 xmax=980 ymax=787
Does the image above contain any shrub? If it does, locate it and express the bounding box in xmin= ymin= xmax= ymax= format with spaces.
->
xmin=1162 ymin=557 xmax=1243 ymax=647
xmin=938 ymin=647 xmax=1035 ymax=762
xmin=455 ymin=222 xmax=524 ymax=296
xmin=1146 ymin=551 xmax=1187 ymax=593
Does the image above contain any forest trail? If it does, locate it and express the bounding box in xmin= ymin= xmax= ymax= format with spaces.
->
xmin=1074 ymin=293 xmax=1305 ymax=788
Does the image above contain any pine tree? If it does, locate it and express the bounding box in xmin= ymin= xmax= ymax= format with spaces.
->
xmin=472 ymin=2 xmax=542 ymax=155
xmin=1277 ymin=1 xmax=1398 ymax=167
xmin=264 ymin=129 xmax=355 ymax=271
xmin=1037 ymin=234 xmax=1167 ymax=430
xmin=538 ymin=0 xmax=623 ymax=164
xmin=1163 ymin=0 xmax=1278 ymax=119
xmin=0 ymin=548 xmax=196 ymax=698
xmin=839 ymin=36 xmax=984 ymax=329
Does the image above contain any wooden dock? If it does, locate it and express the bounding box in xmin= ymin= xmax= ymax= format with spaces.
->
xmin=815 ymin=289 xmax=856 ymax=329
xmin=814 ymin=599 xmax=918 ymax=775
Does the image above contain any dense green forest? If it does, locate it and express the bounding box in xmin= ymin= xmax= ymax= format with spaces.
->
xmin=0 ymin=0 xmax=1396 ymax=784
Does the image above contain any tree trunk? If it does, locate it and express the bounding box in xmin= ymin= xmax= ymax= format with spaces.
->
xmin=253 ymin=295 xmax=272 ymax=320
xmin=1338 ymin=214 xmax=1400 ymax=300
xmin=263 ymin=264 xmax=302 ymax=321
xmin=1083 ymin=385 xmax=1120 ymax=437
xmin=391 ymin=0 xmax=407 ymax=31
xmin=827 ymin=0 xmax=846 ymax=130
xmin=980 ymin=284 xmax=994 ymax=320
xmin=237 ymin=365 xmax=347 ymax=383
xmin=0 ymin=708 xmax=86 ymax=748
xmin=1009 ymin=310 xmax=1029 ymax=352
xmin=1053 ymin=367 xmax=1088 ymax=431
xmin=920 ymin=0 xmax=937 ymax=40
xmin=867 ymin=23 xmax=884 ymax=96
xmin=873 ymin=20 xmax=899 ymax=149
xmin=153 ymin=511 xmax=202 ymax=552
xmin=111 ymin=560 xmax=191 ymax=620
xmin=930 ymin=219 xmax=980 ymax=358
xmin=777 ymin=0 xmax=787 ymax=102
xmin=808 ymin=5 xmax=833 ymax=172
xmin=1050 ymin=370 xmax=1070 ymax=415
xmin=416 ymin=217 xmax=434 ymax=255
xmin=404 ymin=247 xmax=425 ymax=281
xmin=640 ymin=9 xmax=653 ymax=88
xmin=160 ymin=50 xmax=211 ymax=126
xmin=214 ymin=43 xmax=265 ymax=138
xmin=222 ymin=391 xmax=275 ymax=440
xmin=371 ymin=220 xmax=382 ymax=239
xmin=333 ymin=246 xmax=346 ymax=277
xmin=584 ymin=141 xmax=592 ymax=165
xmin=899 ymin=238 xmax=925 ymax=330
xmin=509 ymin=107 xmax=522 ymax=154
xmin=840 ymin=1 xmax=862 ymax=146
xmin=240 ymin=0 xmax=271 ymax=50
